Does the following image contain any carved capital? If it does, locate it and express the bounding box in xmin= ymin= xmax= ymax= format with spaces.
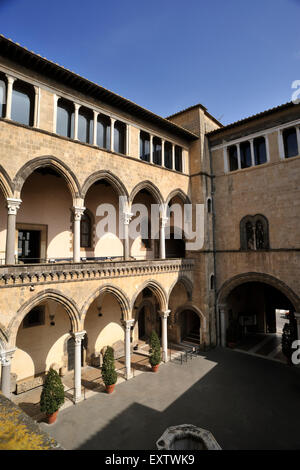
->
xmin=122 ymin=319 xmax=135 ymax=330
xmin=7 ymin=198 xmax=22 ymax=215
xmin=0 ymin=348 xmax=16 ymax=366
xmin=159 ymin=309 xmax=171 ymax=319
xmin=6 ymin=74 xmax=16 ymax=85
xmin=73 ymin=206 xmax=86 ymax=221
xmin=71 ymin=330 xmax=86 ymax=345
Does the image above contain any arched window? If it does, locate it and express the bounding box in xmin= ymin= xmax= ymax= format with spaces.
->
xmin=80 ymin=212 xmax=92 ymax=248
xmin=78 ymin=107 xmax=93 ymax=144
xmin=97 ymin=114 xmax=111 ymax=149
xmin=240 ymin=215 xmax=269 ymax=251
xmin=283 ymin=127 xmax=298 ymax=158
xmin=0 ymin=73 xmax=6 ymax=118
xmin=207 ymin=198 xmax=212 ymax=213
xmin=114 ymin=121 xmax=126 ymax=154
xmin=240 ymin=141 xmax=252 ymax=168
xmin=175 ymin=146 xmax=183 ymax=172
xmin=11 ymin=80 xmax=34 ymax=126
xmin=140 ymin=131 xmax=150 ymax=162
xmin=228 ymin=145 xmax=238 ymax=171
xmin=56 ymin=98 xmax=74 ymax=138
xmin=210 ymin=274 xmax=215 ymax=290
xmin=164 ymin=141 xmax=172 ymax=169
xmin=254 ymin=136 xmax=267 ymax=165
xmin=153 ymin=137 xmax=162 ymax=165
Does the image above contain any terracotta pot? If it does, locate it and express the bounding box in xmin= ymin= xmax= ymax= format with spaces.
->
xmin=152 ymin=364 xmax=159 ymax=372
xmin=47 ymin=410 xmax=58 ymax=424
xmin=106 ymin=383 xmax=116 ymax=394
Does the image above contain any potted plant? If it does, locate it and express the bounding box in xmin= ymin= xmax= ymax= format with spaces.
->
xmin=226 ymin=319 xmax=240 ymax=348
xmin=102 ymin=346 xmax=117 ymax=393
xmin=149 ymin=331 xmax=161 ymax=372
xmin=40 ymin=368 xmax=65 ymax=424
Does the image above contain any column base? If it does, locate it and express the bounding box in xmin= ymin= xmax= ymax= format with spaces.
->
xmin=125 ymin=370 xmax=133 ymax=380
xmin=74 ymin=394 xmax=83 ymax=404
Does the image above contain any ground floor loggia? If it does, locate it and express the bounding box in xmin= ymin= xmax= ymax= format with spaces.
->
xmin=40 ymin=347 xmax=300 ymax=450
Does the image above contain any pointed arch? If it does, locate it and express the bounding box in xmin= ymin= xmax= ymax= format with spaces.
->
xmin=166 ymin=188 xmax=191 ymax=206
xmin=7 ymin=289 xmax=80 ymax=347
xmin=131 ymin=279 xmax=168 ymax=312
xmin=0 ymin=165 xmax=14 ymax=199
xmin=129 ymin=180 xmax=164 ymax=205
xmin=174 ymin=303 xmax=207 ymax=332
xmin=168 ymin=275 xmax=193 ymax=302
xmin=81 ymin=170 xmax=129 ymax=200
xmin=13 ymin=156 xmax=81 ymax=200
xmin=81 ymin=284 xmax=130 ymax=322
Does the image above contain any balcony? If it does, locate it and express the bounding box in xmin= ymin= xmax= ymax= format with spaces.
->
xmin=0 ymin=258 xmax=195 ymax=289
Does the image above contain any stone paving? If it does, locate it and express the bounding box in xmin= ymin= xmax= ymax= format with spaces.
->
xmin=39 ymin=347 xmax=300 ymax=450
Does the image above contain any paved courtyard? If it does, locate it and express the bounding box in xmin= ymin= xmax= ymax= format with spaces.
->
xmin=38 ymin=347 xmax=300 ymax=450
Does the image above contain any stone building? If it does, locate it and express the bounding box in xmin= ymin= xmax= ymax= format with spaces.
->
xmin=0 ymin=35 xmax=299 ymax=402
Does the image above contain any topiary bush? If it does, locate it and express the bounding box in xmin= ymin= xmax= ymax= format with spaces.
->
xmin=40 ymin=368 xmax=65 ymax=415
xmin=149 ymin=331 xmax=161 ymax=367
xmin=101 ymin=346 xmax=117 ymax=386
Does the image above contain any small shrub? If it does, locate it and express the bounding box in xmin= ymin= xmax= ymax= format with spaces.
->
xmin=102 ymin=346 xmax=117 ymax=386
xmin=40 ymin=368 xmax=65 ymax=415
xmin=149 ymin=331 xmax=161 ymax=367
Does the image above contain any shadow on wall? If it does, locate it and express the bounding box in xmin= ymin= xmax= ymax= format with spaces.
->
xmin=76 ymin=349 xmax=300 ymax=450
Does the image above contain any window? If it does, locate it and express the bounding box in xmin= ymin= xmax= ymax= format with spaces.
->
xmin=0 ymin=73 xmax=6 ymax=118
xmin=11 ymin=80 xmax=34 ymax=126
xmin=57 ymin=98 xmax=74 ymax=138
xmin=23 ymin=306 xmax=45 ymax=328
xmin=283 ymin=127 xmax=298 ymax=158
xmin=97 ymin=114 xmax=111 ymax=149
xmin=114 ymin=121 xmax=126 ymax=154
xmin=140 ymin=131 xmax=150 ymax=161
xmin=164 ymin=141 xmax=172 ymax=169
xmin=153 ymin=137 xmax=162 ymax=165
xmin=80 ymin=212 xmax=92 ymax=248
xmin=240 ymin=141 xmax=252 ymax=168
xmin=78 ymin=107 xmax=93 ymax=144
xmin=228 ymin=145 xmax=238 ymax=171
xmin=240 ymin=215 xmax=269 ymax=251
xmin=207 ymin=198 xmax=212 ymax=213
xmin=254 ymin=137 xmax=267 ymax=165
xmin=175 ymin=146 xmax=183 ymax=172
xmin=210 ymin=274 xmax=215 ymax=290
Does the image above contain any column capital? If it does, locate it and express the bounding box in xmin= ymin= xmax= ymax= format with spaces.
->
xmin=71 ymin=330 xmax=86 ymax=344
xmin=110 ymin=117 xmax=116 ymax=124
xmin=123 ymin=211 xmax=134 ymax=225
xmin=5 ymin=74 xmax=16 ymax=84
xmin=93 ymin=110 xmax=99 ymax=117
xmin=74 ymin=102 xmax=81 ymax=111
xmin=159 ymin=309 xmax=171 ymax=319
xmin=73 ymin=206 xmax=86 ymax=221
xmin=7 ymin=198 xmax=22 ymax=215
xmin=122 ymin=319 xmax=135 ymax=330
xmin=0 ymin=348 xmax=16 ymax=366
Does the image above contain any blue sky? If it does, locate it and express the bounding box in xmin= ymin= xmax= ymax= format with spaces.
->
xmin=0 ymin=0 xmax=299 ymax=125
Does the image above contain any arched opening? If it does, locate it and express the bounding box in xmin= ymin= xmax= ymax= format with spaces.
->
xmin=166 ymin=195 xmax=186 ymax=258
xmin=83 ymin=178 xmax=124 ymax=260
xmin=219 ymin=277 xmax=297 ymax=358
xmin=11 ymin=80 xmax=35 ymax=127
xmin=179 ymin=310 xmax=200 ymax=344
xmin=11 ymin=298 xmax=75 ymax=393
xmin=78 ymin=106 xmax=93 ymax=144
xmin=0 ymin=72 xmax=7 ymax=118
xmin=56 ymin=98 xmax=74 ymax=138
xmin=132 ymin=287 xmax=162 ymax=347
xmin=83 ymin=290 xmax=125 ymax=368
xmin=97 ymin=114 xmax=111 ymax=150
xmin=16 ymin=166 xmax=73 ymax=263
xmin=114 ymin=121 xmax=126 ymax=154
xmin=168 ymin=278 xmax=194 ymax=344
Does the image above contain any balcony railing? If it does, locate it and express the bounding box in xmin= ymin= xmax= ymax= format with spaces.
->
xmin=0 ymin=258 xmax=194 ymax=288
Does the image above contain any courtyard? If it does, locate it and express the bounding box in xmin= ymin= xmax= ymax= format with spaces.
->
xmin=40 ymin=347 xmax=300 ymax=450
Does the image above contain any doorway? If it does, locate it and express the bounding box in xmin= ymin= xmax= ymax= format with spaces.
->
xmin=18 ymin=229 xmax=41 ymax=263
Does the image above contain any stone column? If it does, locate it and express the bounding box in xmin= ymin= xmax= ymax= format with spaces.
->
xmin=278 ymin=130 xmax=285 ymax=159
xmin=172 ymin=144 xmax=175 ymax=170
xmin=237 ymin=143 xmax=241 ymax=169
xmin=123 ymin=320 xmax=135 ymax=379
xmin=123 ymin=211 xmax=133 ymax=261
xmin=126 ymin=123 xmax=130 ymax=155
xmin=250 ymin=139 xmax=255 ymax=166
xmin=5 ymin=198 xmax=21 ymax=265
xmin=74 ymin=103 xmax=80 ymax=140
xmin=5 ymin=75 xmax=15 ymax=120
xmin=93 ymin=111 xmax=99 ymax=146
xmin=149 ymin=135 xmax=153 ymax=163
xmin=159 ymin=215 xmax=168 ymax=260
xmin=33 ymin=86 xmax=40 ymax=128
xmin=72 ymin=331 xmax=86 ymax=403
xmin=219 ymin=306 xmax=226 ymax=347
xmin=160 ymin=310 xmax=171 ymax=362
xmin=0 ymin=348 xmax=16 ymax=398
xmin=161 ymin=139 xmax=165 ymax=167
xmin=110 ymin=118 xmax=116 ymax=152
xmin=73 ymin=206 xmax=85 ymax=263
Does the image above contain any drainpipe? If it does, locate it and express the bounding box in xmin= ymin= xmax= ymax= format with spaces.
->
xmin=208 ymin=139 xmax=219 ymax=347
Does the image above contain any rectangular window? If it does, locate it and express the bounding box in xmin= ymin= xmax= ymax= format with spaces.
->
xmin=254 ymin=137 xmax=267 ymax=165
xmin=140 ymin=132 xmax=150 ymax=161
xmin=240 ymin=141 xmax=252 ymax=168
xmin=228 ymin=145 xmax=238 ymax=171
xmin=283 ymin=127 xmax=298 ymax=158
xmin=175 ymin=146 xmax=182 ymax=172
